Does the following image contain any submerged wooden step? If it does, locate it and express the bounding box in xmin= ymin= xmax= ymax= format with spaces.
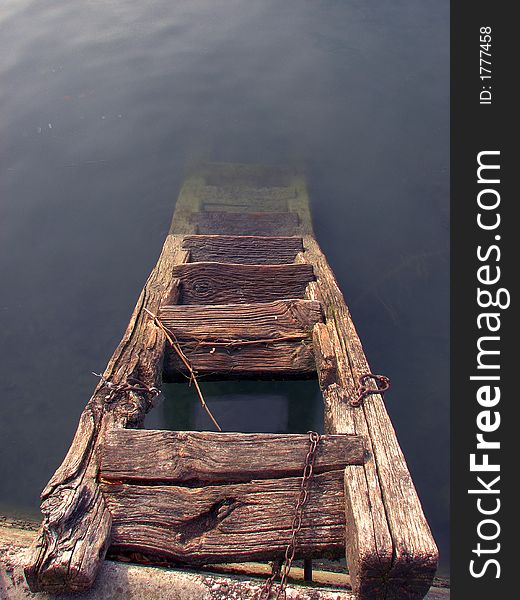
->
xmin=182 ymin=235 xmax=304 ymax=265
xmin=172 ymin=261 xmax=314 ymax=304
xmin=202 ymin=199 xmax=289 ymax=212
xmin=100 ymin=430 xmax=367 ymax=484
xmin=204 ymin=163 xmax=292 ymax=187
xmin=102 ymin=470 xmax=346 ymax=564
xmin=197 ymin=184 xmax=295 ymax=202
xmin=192 ymin=211 xmax=299 ymax=235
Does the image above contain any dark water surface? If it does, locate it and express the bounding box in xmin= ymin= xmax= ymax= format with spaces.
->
xmin=0 ymin=0 xmax=449 ymax=573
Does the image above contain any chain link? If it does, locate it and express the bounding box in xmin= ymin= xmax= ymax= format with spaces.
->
xmin=350 ymin=373 xmax=390 ymax=407
xmin=258 ymin=431 xmax=321 ymax=600
xmin=92 ymin=372 xmax=160 ymax=404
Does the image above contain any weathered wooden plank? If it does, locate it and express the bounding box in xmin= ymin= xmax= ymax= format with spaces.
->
xmin=164 ymin=338 xmax=316 ymax=379
xmin=101 ymin=470 xmax=346 ymax=564
xmin=313 ymin=321 xmax=394 ymax=597
xmin=172 ymin=261 xmax=314 ymax=304
xmin=23 ymin=178 xmax=204 ymax=592
xmin=182 ymin=234 xmax=303 ymax=265
xmin=100 ymin=430 xmax=367 ymax=484
xmin=192 ymin=211 xmax=300 ymax=236
xmin=1 ymin=521 xmax=367 ymax=600
xmin=312 ymin=322 xmax=338 ymax=389
xmin=158 ymin=299 xmax=323 ymax=341
xmin=303 ymin=235 xmax=438 ymax=599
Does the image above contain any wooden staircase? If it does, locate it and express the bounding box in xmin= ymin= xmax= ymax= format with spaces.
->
xmin=24 ymin=163 xmax=438 ymax=599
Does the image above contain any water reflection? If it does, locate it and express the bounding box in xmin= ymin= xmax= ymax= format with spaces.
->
xmin=0 ymin=0 xmax=449 ymax=573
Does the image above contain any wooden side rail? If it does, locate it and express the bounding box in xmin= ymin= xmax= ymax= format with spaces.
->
xmin=303 ymin=237 xmax=439 ymax=599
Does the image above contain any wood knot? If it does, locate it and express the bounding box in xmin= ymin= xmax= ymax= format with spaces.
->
xmin=190 ymin=278 xmax=213 ymax=299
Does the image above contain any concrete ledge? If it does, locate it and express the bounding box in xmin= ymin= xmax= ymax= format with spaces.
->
xmin=1 ymin=522 xmax=449 ymax=599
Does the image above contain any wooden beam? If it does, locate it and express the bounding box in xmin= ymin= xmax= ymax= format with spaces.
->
xmin=101 ymin=470 xmax=346 ymax=565
xmin=182 ymin=234 xmax=303 ymax=265
xmin=100 ymin=430 xmax=368 ymax=484
xmin=303 ymin=237 xmax=438 ymax=599
xmin=192 ymin=211 xmax=300 ymax=236
xmin=172 ymin=261 xmax=314 ymax=304
xmin=158 ymin=299 xmax=323 ymax=341
xmin=164 ymin=338 xmax=316 ymax=379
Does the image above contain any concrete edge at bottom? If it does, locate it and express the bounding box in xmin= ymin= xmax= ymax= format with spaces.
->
xmin=0 ymin=522 xmax=449 ymax=600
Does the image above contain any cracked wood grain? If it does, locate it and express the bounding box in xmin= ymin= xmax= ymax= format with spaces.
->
xmin=172 ymin=261 xmax=314 ymax=304
xmin=182 ymin=234 xmax=303 ymax=265
xmin=101 ymin=470 xmax=346 ymax=564
xmin=192 ymin=211 xmax=300 ymax=236
xmin=100 ymin=430 xmax=368 ymax=484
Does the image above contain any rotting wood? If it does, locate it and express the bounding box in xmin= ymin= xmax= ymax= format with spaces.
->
xmin=172 ymin=261 xmax=314 ymax=304
xmin=302 ymin=238 xmax=438 ymax=598
xmin=101 ymin=470 xmax=346 ymax=565
xmin=164 ymin=338 xmax=316 ymax=379
xmin=1 ymin=520 xmax=449 ymax=600
xmin=158 ymin=299 xmax=323 ymax=340
xmin=312 ymin=322 xmax=338 ymax=389
xmin=182 ymin=234 xmax=303 ymax=264
xmin=100 ymin=430 xmax=368 ymax=484
xmin=193 ymin=211 xmax=300 ymax=235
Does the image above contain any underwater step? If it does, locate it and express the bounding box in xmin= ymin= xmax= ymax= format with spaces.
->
xmin=192 ymin=210 xmax=300 ymax=235
xmin=182 ymin=234 xmax=304 ymax=264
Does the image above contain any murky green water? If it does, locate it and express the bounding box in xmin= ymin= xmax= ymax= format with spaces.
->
xmin=0 ymin=0 xmax=449 ymax=573
xmin=146 ymin=380 xmax=324 ymax=434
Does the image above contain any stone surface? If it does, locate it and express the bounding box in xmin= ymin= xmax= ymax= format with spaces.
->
xmin=0 ymin=523 xmax=449 ymax=600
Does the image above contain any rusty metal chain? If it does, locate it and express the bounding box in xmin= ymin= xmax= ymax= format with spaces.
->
xmin=350 ymin=373 xmax=390 ymax=407
xmin=92 ymin=372 xmax=160 ymax=404
xmin=258 ymin=431 xmax=321 ymax=600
